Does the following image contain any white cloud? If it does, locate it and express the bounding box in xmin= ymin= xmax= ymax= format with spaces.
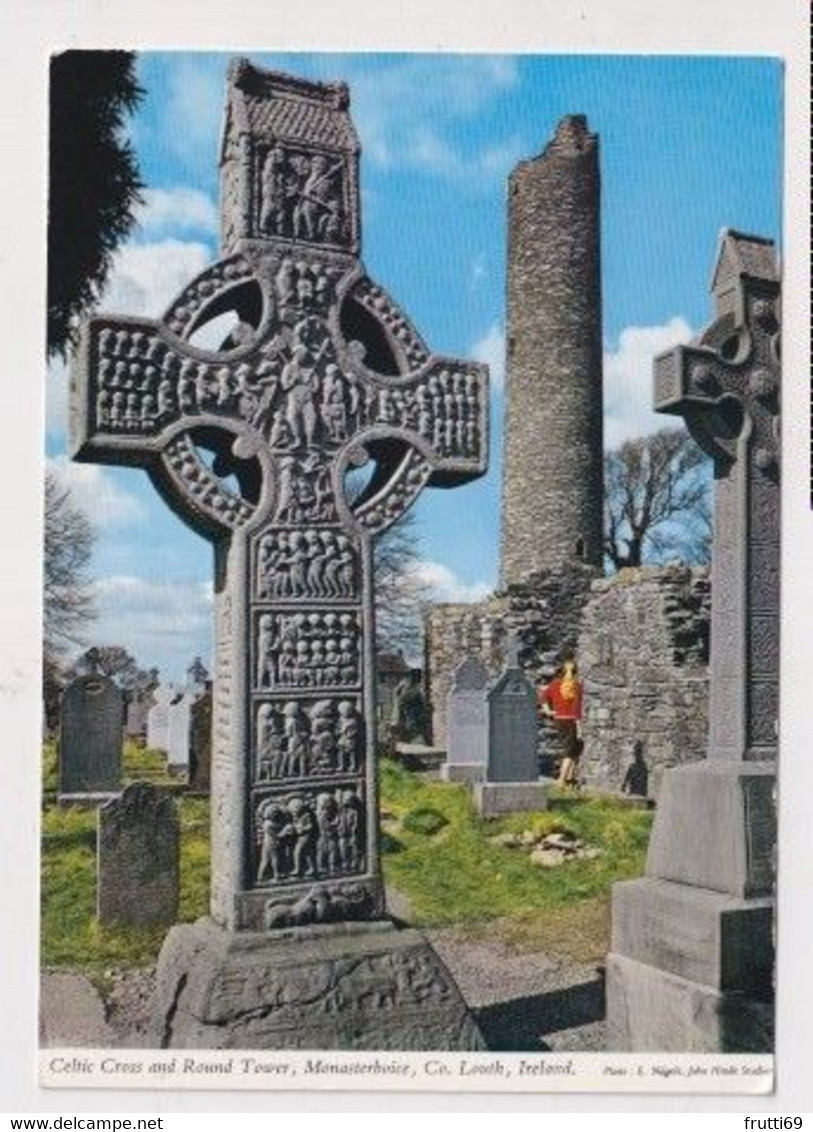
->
xmin=47 ymin=455 xmax=146 ymax=528
xmin=89 ymin=575 xmax=214 ymax=682
xmin=471 ymin=322 xmax=505 ymax=391
xmin=408 ymin=560 xmax=491 ymax=604
xmin=134 ymin=187 xmax=218 ymax=237
xmin=603 ymin=317 xmax=695 ymax=449
xmin=99 ymin=239 xmax=213 ymax=319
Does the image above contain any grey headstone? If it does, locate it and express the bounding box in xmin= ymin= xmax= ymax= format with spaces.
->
xmin=58 ymin=675 xmax=123 ymax=798
xmin=125 ymin=693 xmax=153 ymax=738
xmin=486 ymin=666 xmax=538 ymax=782
xmin=444 ymin=657 xmax=489 ymax=778
xmin=146 ymin=685 xmax=174 ymax=752
xmin=97 ymin=783 xmax=179 ymax=927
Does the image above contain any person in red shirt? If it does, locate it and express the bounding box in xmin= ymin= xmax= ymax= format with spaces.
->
xmin=539 ymin=658 xmax=583 ymax=788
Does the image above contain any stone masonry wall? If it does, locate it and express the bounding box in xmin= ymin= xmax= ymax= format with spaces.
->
xmin=424 ymin=564 xmax=597 ymax=754
xmin=425 ymin=564 xmax=710 ymax=796
xmin=579 ymin=565 xmax=710 ymax=798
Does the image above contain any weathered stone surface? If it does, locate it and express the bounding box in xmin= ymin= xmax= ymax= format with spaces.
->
xmin=579 ymin=565 xmax=710 ymax=798
xmin=125 ymin=693 xmax=153 ymax=739
xmin=500 ymin=116 xmax=603 ymax=586
xmin=442 ymin=655 xmax=489 ymax=781
xmin=606 ymin=952 xmax=773 ymax=1053
xmin=474 ymin=780 xmax=552 ymax=818
xmin=97 ymin=783 xmax=179 ymax=927
xmin=486 ymin=666 xmax=538 ymax=782
xmin=607 ymin=231 xmax=780 ymax=1053
xmin=71 ymin=57 xmax=488 ymax=1049
xmin=644 ymin=761 xmax=776 ymax=898
xmin=151 ymin=917 xmax=484 ymax=1050
xmin=58 ymin=675 xmax=123 ymax=798
xmin=611 ymin=878 xmax=773 ymax=992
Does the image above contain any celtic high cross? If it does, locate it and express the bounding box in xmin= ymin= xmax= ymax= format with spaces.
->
xmin=71 ymin=60 xmax=488 ymax=932
xmin=654 ymin=229 xmax=780 ymax=763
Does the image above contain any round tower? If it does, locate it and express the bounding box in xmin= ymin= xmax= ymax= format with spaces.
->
xmin=499 ymin=115 xmax=604 ymax=588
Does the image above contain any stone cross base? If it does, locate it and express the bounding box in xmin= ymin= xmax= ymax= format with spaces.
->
xmin=606 ymin=762 xmax=775 ymax=1052
xmin=151 ymin=917 xmax=484 ymax=1050
xmin=441 ymin=762 xmax=485 ymax=785
xmin=473 ymin=780 xmax=554 ymax=818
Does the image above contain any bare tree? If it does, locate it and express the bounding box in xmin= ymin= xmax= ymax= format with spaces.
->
xmin=373 ymin=510 xmax=432 ymax=657
xmin=44 ymin=470 xmax=96 ymax=654
xmin=604 ymin=427 xmax=712 ymax=570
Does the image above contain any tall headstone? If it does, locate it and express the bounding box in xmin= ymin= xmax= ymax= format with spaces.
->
xmin=125 ymin=691 xmax=153 ymax=739
xmin=58 ymin=675 xmax=123 ymax=801
xmin=97 ymin=783 xmax=180 ymax=927
xmin=167 ymin=690 xmax=198 ymax=773
xmin=500 ymin=115 xmax=603 ymax=586
xmin=146 ymin=684 xmax=174 ymax=752
xmin=70 ymin=59 xmax=488 ymax=1050
xmin=441 ymin=656 xmax=490 ymax=783
xmin=189 ymin=685 xmax=213 ymax=793
xmin=607 ymin=231 xmax=780 ymax=1052
xmin=474 ymin=644 xmax=551 ymax=816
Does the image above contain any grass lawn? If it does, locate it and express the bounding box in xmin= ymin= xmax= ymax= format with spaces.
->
xmin=40 ymin=755 xmax=652 ymax=973
xmin=379 ymin=759 xmax=653 ymax=960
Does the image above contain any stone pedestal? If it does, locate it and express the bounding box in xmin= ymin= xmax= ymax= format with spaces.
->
xmin=606 ymin=761 xmax=775 ymax=1052
xmin=151 ymin=917 xmax=484 ymax=1050
xmin=441 ymin=762 xmax=485 ymax=785
xmin=474 ymin=779 xmax=553 ymax=817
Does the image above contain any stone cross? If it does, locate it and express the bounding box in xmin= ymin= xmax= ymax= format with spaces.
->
xmin=70 ymin=60 xmax=488 ymax=933
xmin=654 ymin=230 xmax=779 ymax=763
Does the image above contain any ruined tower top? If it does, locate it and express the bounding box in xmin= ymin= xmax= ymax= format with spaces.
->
xmin=499 ymin=115 xmax=604 ymax=587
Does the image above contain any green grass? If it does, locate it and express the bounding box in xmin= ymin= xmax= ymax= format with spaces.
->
xmin=40 ymin=795 xmax=210 ymax=972
xmin=378 ymin=759 xmax=653 ymax=930
xmin=40 ymin=755 xmax=652 ymax=973
xmin=42 ymin=739 xmax=180 ymax=801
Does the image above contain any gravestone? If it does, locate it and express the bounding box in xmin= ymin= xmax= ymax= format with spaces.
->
xmin=71 ymin=59 xmax=488 ymax=1050
xmin=441 ymin=656 xmax=489 ymax=783
xmin=167 ymin=690 xmax=198 ymax=773
xmin=607 ymin=231 xmax=779 ymax=1052
xmin=125 ymin=692 xmax=153 ymax=739
xmin=146 ymin=684 xmax=174 ymax=752
xmin=474 ymin=641 xmax=552 ymax=816
xmin=189 ymin=685 xmax=213 ymax=793
xmin=97 ymin=783 xmax=179 ymax=927
xmin=58 ymin=675 xmax=123 ymax=801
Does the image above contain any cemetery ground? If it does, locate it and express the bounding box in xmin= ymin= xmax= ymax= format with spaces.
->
xmin=40 ymin=743 xmax=653 ymax=1050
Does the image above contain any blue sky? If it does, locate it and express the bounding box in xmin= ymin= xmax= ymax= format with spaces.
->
xmin=46 ymin=52 xmax=782 ymax=680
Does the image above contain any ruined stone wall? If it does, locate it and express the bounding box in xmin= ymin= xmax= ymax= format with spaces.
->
xmin=579 ymin=565 xmax=710 ymax=798
xmin=500 ymin=116 xmax=604 ymax=586
xmin=425 ymin=564 xmax=710 ymax=796
xmin=424 ymin=564 xmax=597 ymax=749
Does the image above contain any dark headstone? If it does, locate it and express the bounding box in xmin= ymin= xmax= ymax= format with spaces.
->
xmin=485 ymin=666 xmax=538 ymax=783
xmin=189 ymin=687 xmax=212 ymax=792
xmin=97 ymin=783 xmax=179 ymax=927
xmin=58 ymin=675 xmax=123 ymax=799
